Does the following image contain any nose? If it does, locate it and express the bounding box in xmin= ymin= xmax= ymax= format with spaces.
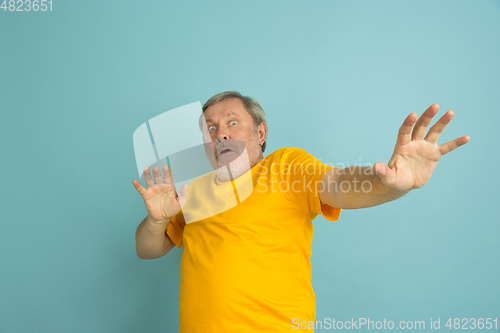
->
xmin=216 ymin=128 xmax=229 ymax=141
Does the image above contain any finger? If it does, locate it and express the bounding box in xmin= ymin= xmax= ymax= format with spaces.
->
xmin=143 ymin=167 xmax=155 ymax=188
xmin=411 ymin=104 xmax=440 ymax=140
xmin=177 ymin=183 xmax=188 ymax=209
xmin=424 ymin=110 xmax=454 ymax=144
xmin=163 ymin=165 xmax=174 ymax=186
xmin=132 ymin=180 xmax=147 ymax=196
xmin=374 ymin=162 xmax=396 ymax=186
xmin=439 ymin=135 xmax=470 ymax=155
xmin=152 ymin=166 xmax=164 ymax=185
xmin=396 ymin=113 xmax=418 ymax=147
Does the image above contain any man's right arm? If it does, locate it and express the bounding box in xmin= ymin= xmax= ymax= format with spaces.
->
xmin=135 ymin=214 xmax=176 ymax=259
xmin=133 ymin=165 xmax=188 ymax=260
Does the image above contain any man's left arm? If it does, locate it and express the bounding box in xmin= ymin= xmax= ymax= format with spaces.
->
xmin=319 ymin=104 xmax=470 ymax=210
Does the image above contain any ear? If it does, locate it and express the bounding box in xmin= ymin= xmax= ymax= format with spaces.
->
xmin=257 ymin=122 xmax=267 ymax=146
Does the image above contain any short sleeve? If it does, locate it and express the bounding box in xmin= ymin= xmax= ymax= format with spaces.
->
xmin=279 ymin=147 xmax=342 ymax=222
xmin=166 ymin=213 xmax=186 ymax=248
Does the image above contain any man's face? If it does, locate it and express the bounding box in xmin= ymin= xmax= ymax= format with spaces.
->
xmin=201 ymin=98 xmax=265 ymax=179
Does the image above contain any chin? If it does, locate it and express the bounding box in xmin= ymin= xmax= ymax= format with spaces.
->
xmin=215 ymin=147 xmax=251 ymax=182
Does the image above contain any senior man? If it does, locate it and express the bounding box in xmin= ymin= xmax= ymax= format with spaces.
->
xmin=133 ymin=91 xmax=469 ymax=332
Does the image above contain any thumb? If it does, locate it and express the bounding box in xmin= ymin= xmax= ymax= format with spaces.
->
xmin=177 ymin=183 xmax=189 ymax=209
xmin=374 ymin=162 xmax=396 ymax=186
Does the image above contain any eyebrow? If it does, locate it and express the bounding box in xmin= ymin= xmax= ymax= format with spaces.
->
xmin=204 ymin=112 xmax=238 ymax=124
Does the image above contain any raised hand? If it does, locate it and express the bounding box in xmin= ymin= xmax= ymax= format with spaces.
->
xmin=132 ymin=166 xmax=188 ymax=223
xmin=373 ymin=104 xmax=470 ymax=191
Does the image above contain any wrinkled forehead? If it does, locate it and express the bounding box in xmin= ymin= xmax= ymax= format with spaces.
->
xmin=204 ymin=112 xmax=237 ymax=124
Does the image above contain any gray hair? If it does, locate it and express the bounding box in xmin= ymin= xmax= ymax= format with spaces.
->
xmin=202 ymin=91 xmax=267 ymax=152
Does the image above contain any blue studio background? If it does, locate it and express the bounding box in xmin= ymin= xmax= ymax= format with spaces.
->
xmin=1 ymin=1 xmax=499 ymax=332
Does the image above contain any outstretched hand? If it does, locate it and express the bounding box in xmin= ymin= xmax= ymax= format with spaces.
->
xmin=373 ymin=104 xmax=470 ymax=191
xmin=133 ymin=166 xmax=188 ymax=223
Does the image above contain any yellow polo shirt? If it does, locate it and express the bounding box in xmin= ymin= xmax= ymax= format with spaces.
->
xmin=166 ymin=147 xmax=341 ymax=332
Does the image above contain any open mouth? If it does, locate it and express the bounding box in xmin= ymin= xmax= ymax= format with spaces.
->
xmin=218 ymin=148 xmax=234 ymax=155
